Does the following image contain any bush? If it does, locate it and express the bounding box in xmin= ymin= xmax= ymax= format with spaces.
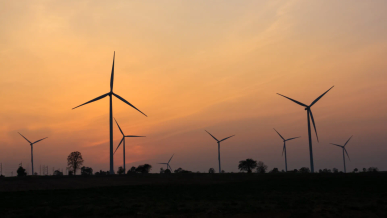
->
xmin=368 ymin=167 xmax=378 ymax=173
xmin=299 ymin=167 xmax=310 ymax=173
xmin=127 ymin=166 xmax=136 ymax=174
xmin=135 ymin=164 xmax=152 ymax=174
xmin=256 ymin=161 xmax=268 ymax=174
xmin=17 ymin=166 xmax=27 ymax=177
xmin=95 ymin=170 xmax=108 ymax=176
xmin=53 ymin=170 xmax=63 ymax=176
xmin=117 ymin=166 xmax=125 ymax=175
xmin=269 ymin=168 xmax=280 ymax=173
xmin=81 ymin=166 xmax=93 ymax=176
xmin=174 ymin=168 xmax=192 ymax=173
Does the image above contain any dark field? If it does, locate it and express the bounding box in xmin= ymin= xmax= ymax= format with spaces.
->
xmin=1 ymin=173 xmax=387 ymax=218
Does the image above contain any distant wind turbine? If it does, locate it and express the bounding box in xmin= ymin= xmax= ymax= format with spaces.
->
xmin=113 ymin=118 xmax=145 ymax=173
xmin=277 ymin=86 xmax=334 ymax=173
xmin=18 ymin=132 xmax=48 ymax=176
xmin=205 ymin=130 xmax=234 ymax=173
xmin=72 ymin=52 xmax=147 ymax=174
xmin=273 ymin=128 xmax=300 ymax=172
xmin=159 ymin=154 xmax=174 ymax=172
xmin=330 ymin=136 xmax=352 ymax=173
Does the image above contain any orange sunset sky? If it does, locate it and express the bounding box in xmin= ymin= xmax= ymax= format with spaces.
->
xmin=0 ymin=1 xmax=387 ymax=175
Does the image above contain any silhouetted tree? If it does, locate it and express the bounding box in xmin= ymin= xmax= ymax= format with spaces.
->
xmin=81 ymin=166 xmax=93 ymax=176
xmin=53 ymin=170 xmax=63 ymax=176
xmin=127 ymin=166 xmax=136 ymax=174
xmin=208 ymin=168 xmax=215 ymax=174
xmin=269 ymin=168 xmax=279 ymax=173
xmin=135 ymin=164 xmax=152 ymax=174
xmin=362 ymin=168 xmax=367 ymax=173
xmin=68 ymin=171 xmax=74 ymax=176
xmin=67 ymin=151 xmax=84 ymax=175
xmin=164 ymin=169 xmax=171 ymax=174
xmin=160 ymin=168 xmax=165 ymax=174
xmin=353 ymin=168 xmax=358 ymax=173
xmin=256 ymin=161 xmax=268 ymax=174
xmin=299 ymin=167 xmax=310 ymax=173
xmin=368 ymin=167 xmax=378 ymax=173
xmin=293 ymin=169 xmax=298 ymax=173
xmin=117 ymin=166 xmax=125 ymax=175
xmin=238 ymin=159 xmax=257 ymax=173
xmin=333 ymin=168 xmax=339 ymax=173
xmin=17 ymin=166 xmax=27 ymax=177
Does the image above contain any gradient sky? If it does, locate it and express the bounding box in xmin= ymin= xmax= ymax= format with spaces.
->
xmin=1 ymin=0 xmax=387 ymax=176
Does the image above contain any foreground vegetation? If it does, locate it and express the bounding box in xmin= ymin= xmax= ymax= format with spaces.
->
xmin=1 ymin=173 xmax=387 ymax=217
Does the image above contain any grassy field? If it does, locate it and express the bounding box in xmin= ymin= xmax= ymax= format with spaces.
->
xmin=1 ymin=173 xmax=386 ymax=217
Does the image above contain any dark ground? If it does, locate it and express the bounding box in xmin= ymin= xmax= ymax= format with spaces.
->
xmin=1 ymin=173 xmax=386 ymax=218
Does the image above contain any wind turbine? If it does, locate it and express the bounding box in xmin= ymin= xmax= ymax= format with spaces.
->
xmin=18 ymin=132 xmax=48 ymax=176
xmin=330 ymin=136 xmax=352 ymax=173
xmin=72 ymin=52 xmax=147 ymax=174
xmin=205 ymin=130 xmax=234 ymax=173
xmin=277 ymin=86 xmax=334 ymax=173
xmin=113 ymin=118 xmax=145 ymax=173
xmin=159 ymin=154 xmax=174 ymax=172
xmin=273 ymin=128 xmax=300 ymax=172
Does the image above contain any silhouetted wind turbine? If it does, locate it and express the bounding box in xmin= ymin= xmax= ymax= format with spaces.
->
xmin=277 ymin=86 xmax=334 ymax=173
xmin=330 ymin=136 xmax=352 ymax=173
xmin=18 ymin=132 xmax=48 ymax=176
xmin=159 ymin=154 xmax=174 ymax=172
xmin=72 ymin=52 xmax=147 ymax=174
xmin=113 ymin=118 xmax=145 ymax=173
xmin=205 ymin=130 xmax=234 ymax=173
xmin=273 ymin=128 xmax=300 ymax=172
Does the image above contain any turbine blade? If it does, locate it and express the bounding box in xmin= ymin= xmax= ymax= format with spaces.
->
xmin=220 ymin=135 xmax=235 ymax=142
xmin=125 ymin=135 xmax=145 ymax=137
xmin=18 ymin=132 xmax=31 ymax=144
xmin=158 ymin=163 xmax=168 ymax=164
xmin=273 ymin=128 xmax=285 ymax=140
xmin=309 ymin=86 xmax=334 ymax=107
xmin=72 ymin=93 xmax=109 ymax=110
xmin=33 ymin=137 xmax=48 ymax=144
xmin=110 ymin=51 xmax=115 ymax=92
xmin=330 ymin=143 xmax=343 ymax=148
xmin=344 ymin=135 xmax=353 ymax=147
xmin=286 ymin=136 xmax=301 ymax=141
xmin=168 ymin=154 xmax=174 ymax=163
xmin=114 ymin=137 xmax=124 ymax=154
xmin=276 ymin=93 xmax=307 ymax=107
xmin=114 ymin=118 xmax=124 ymax=136
xmin=309 ymin=110 xmax=319 ymax=142
xmin=205 ymin=130 xmax=219 ymax=142
xmin=344 ymin=148 xmax=351 ymax=161
xmin=113 ymin=93 xmax=147 ymax=117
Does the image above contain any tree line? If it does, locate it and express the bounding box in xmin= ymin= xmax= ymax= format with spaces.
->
xmin=7 ymin=153 xmax=381 ymax=177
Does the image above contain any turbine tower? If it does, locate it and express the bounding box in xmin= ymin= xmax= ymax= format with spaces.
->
xmin=330 ymin=136 xmax=352 ymax=173
xmin=113 ymin=118 xmax=145 ymax=173
xmin=277 ymin=86 xmax=334 ymax=173
xmin=159 ymin=154 xmax=174 ymax=172
xmin=18 ymin=132 xmax=48 ymax=176
xmin=273 ymin=128 xmax=300 ymax=172
xmin=205 ymin=130 xmax=234 ymax=173
xmin=72 ymin=52 xmax=147 ymax=174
